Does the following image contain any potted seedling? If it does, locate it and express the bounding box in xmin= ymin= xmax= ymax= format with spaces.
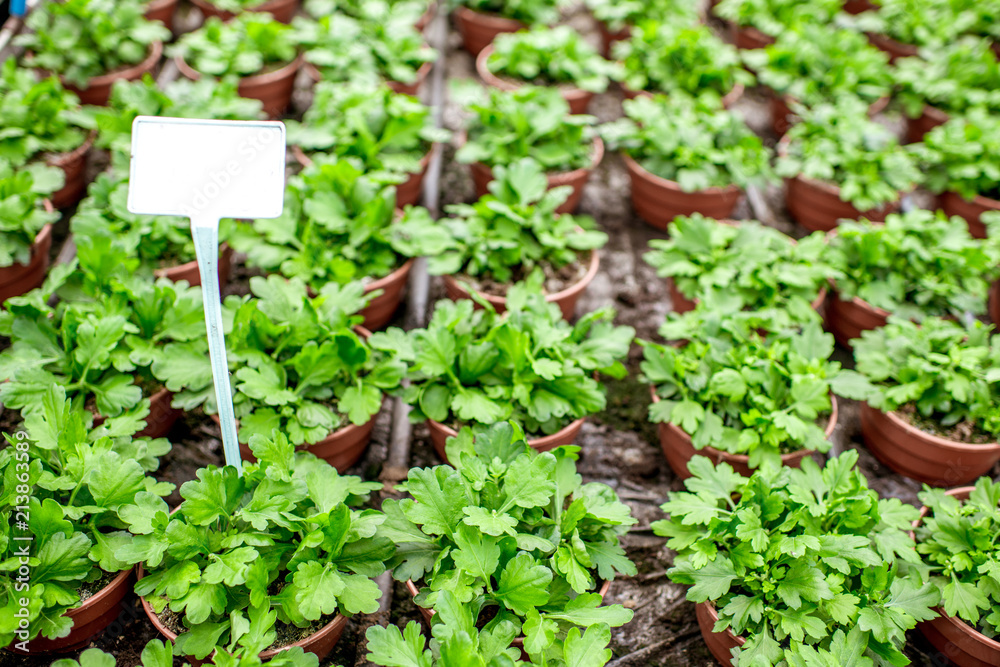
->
xmin=644 ymin=214 xmax=831 ymax=319
xmin=304 ymin=0 xmax=434 ymax=30
xmin=287 ymin=82 xmax=450 ymax=206
xmin=457 ymin=86 xmax=602 ymax=213
xmin=895 ymin=37 xmax=1000 ymax=142
xmin=380 ymin=421 xmax=636 ymax=656
xmin=776 ymin=99 xmax=920 ymax=232
xmin=715 ymin=0 xmax=841 ymax=50
xmin=0 ymin=161 xmax=62 ymax=304
xmin=117 ymin=431 xmax=392 ymax=661
xmin=427 ymin=159 xmax=607 ymax=318
xmin=171 ymin=13 xmax=302 ymax=116
xmin=0 ymin=387 xmax=173 ymax=653
xmin=144 ymin=0 xmax=180 ymax=28
xmin=452 ymin=0 xmax=561 ymax=55
xmin=50 ymin=641 xmax=320 ymax=667
xmin=602 ymin=96 xmax=773 ymax=229
xmin=16 ymin=0 xmax=169 ymax=106
xmin=653 ymin=451 xmax=939 ymax=666
xmin=230 ymin=158 xmax=450 ymax=329
xmin=191 ymin=0 xmax=300 ymax=23
xmin=173 ymin=276 xmax=405 ymax=469
xmin=912 ymin=478 xmax=1000 ymax=667
xmin=583 ymin=0 xmax=697 ymax=56
xmin=913 ymin=109 xmax=1000 ymax=238
xmin=613 ymin=21 xmax=750 ymax=108
xmin=850 ymin=0 xmax=969 ymax=61
xmin=825 ymin=210 xmax=1000 ymax=346
xmin=833 ymin=316 xmax=1000 ymax=485
xmin=743 ymin=25 xmax=892 ymax=134
xmin=0 ymin=60 xmax=95 ymax=208
xmin=477 ymin=26 xmax=621 ymax=114
xmin=642 ymin=320 xmax=841 ymax=477
xmin=375 ymin=290 xmax=633 ymax=454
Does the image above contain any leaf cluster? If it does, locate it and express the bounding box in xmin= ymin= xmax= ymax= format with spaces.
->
xmin=172 ymin=13 xmax=298 ymax=78
xmin=715 ymin=0 xmax=841 ymax=36
xmin=849 ymin=0 xmax=978 ymax=49
xmin=52 ymin=640 xmax=320 ymax=667
xmin=16 ymin=0 xmax=169 ymax=86
xmin=455 ymin=0 xmax=562 ymax=25
xmin=375 ymin=289 xmax=634 ymax=436
xmin=456 ymin=86 xmax=597 ymax=172
xmin=912 ymin=108 xmax=1000 ymax=199
xmin=828 ymin=210 xmax=1000 ymax=319
xmin=895 ymin=37 xmax=1000 ymax=118
xmin=0 ymin=159 xmax=62 ymax=268
xmin=486 ymin=26 xmax=621 ymax=94
xmin=583 ymin=0 xmax=697 ymax=32
xmin=653 ymin=452 xmax=939 ymax=667
xmin=304 ymin=0 xmax=430 ymax=24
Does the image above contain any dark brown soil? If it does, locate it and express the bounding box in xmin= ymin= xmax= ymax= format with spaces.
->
xmin=898 ymin=404 xmax=996 ymax=445
xmin=464 ymin=253 xmax=588 ymax=297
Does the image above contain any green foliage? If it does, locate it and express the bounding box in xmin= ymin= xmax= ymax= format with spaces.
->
xmin=454 ymin=0 xmax=562 ymax=25
xmin=0 ymin=386 xmax=172 ymax=645
xmin=743 ymin=24 xmax=892 ymax=108
xmin=642 ymin=322 xmax=840 ymax=468
xmin=486 ymin=26 xmax=620 ymax=94
xmin=232 ymin=158 xmax=449 ymax=292
xmin=602 ymin=95 xmax=773 ymax=191
xmin=381 ymin=421 xmax=635 ymax=664
xmin=305 ymin=0 xmax=430 ymax=23
xmin=172 ymin=13 xmax=297 ymax=78
xmin=850 ymin=0 xmax=979 ymax=48
xmin=117 ymin=432 xmax=389 ymax=659
xmin=833 ymin=317 xmax=1000 ymax=438
xmin=895 ymin=37 xmax=1000 ymax=118
xmin=456 ymin=86 xmax=597 ymax=172
xmin=428 ymin=159 xmax=607 ymax=284
xmin=0 ymin=159 xmax=62 ymax=268
xmin=377 ymin=288 xmax=634 ymax=435
xmin=776 ymin=99 xmax=920 ymax=211
xmin=202 ymin=0 xmax=270 ymax=10
xmin=613 ymin=21 xmax=751 ymax=105
xmin=828 ymin=210 xmax=1000 ymax=319
xmin=287 ymin=82 xmax=449 ymax=182
xmin=653 ymin=452 xmax=939 ymax=666
xmin=715 ymin=0 xmax=841 ymax=35
xmin=16 ymin=0 xmax=169 ymax=86
xmin=584 ymin=0 xmax=696 ymax=32
xmin=912 ymin=108 xmax=1000 ymax=199
xmin=0 ymin=60 xmax=90 ymax=166
xmin=644 ymin=215 xmax=830 ymax=318
xmin=915 ymin=478 xmax=1000 ymax=637
xmin=171 ymin=276 xmax=405 ymax=444
xmin=51 ymin=640 xmax=321 ymax=667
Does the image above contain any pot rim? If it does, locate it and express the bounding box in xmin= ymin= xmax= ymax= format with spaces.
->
xmin=366 ymin=257 xmax=415 ymax=293
xmin=475 ymin=44 xmax=591 ymax=102
xmin=778 ymin=134 xmax=905 ymax=203
xmin=944 ymin=190 xmax=1000 ymax=211
xmin=190 ymin=0 xmax=294 ymax=12
xmin=827 ymin=280 xmax=892 ymax=319
xmin=1 ymin=222 xmax=53 ymax=277
xmin=865 ymin=404 xmax=1000 ymax=454
xmin=700 ymin=600 xmax=746 ymax=649
xmin=46 ymin=130 xmax=96 ymax=168
xmin=64 ymin=567 xmax=134 ymax=620
xmin=71 ymin=40 xmax=163 ymax=87
xmin=427 ymin=415 xmax=586 ymax=447
xmin=146 ymin=0 xmax=178 ymax=10
xmin=175 ymin=52 xmax=303 ymax=86
xmin=866 ymin=31 xmax=919 ymax=57
xmin=460 ymin=131 xmax=604 ymax=180
xmin=621 ymin=81 xmax=745 ymax=109
xmin=153 ymin=242 xmax=233 ymax=280
xmin=621 ymin=152 xmax=742 ymax=197
xmin=454 ymin=5 xmax=526 ymax=30
xmin=921 ymin=104 xmax=949 ymax=123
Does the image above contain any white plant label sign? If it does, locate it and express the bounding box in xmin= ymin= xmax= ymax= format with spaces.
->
xmin=127 ymin=116 xmax=287 ymax=473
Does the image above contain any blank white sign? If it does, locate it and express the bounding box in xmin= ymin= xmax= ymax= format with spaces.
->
xmin=127 ymin=117 xmax=287 ymax=220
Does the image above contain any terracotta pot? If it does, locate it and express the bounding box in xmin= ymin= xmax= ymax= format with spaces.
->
xmin=414 ymin=3 xmax=434 ymax=31
xmin=292 ymin=144 xmax=432 ymax=208
xmin=190 ymin=0 xmax=300 ymax=23
xmin=467 ymin=137 xmax=604 ymax=214
xmin=441 ymin=249 xmax=600 ymax=321
xmin=139 ymin=566 xmax=347 ymax=664
xmin=913 ymin=488 xmax=1000 ymax=667
xmin=666 ymin=276 xmax=827 ymax=318
xmin=387 ymin=60 xmax=433 ymax=97
xmin=144 ymin=0 xmax=179 ymax=26
xmin=476 ymin=45 xmax=594 ymax=115
xmin=622 ymin=81 xmax=744 ymax=110
xmin=454 ymin=6 xmax=525 ymax=56
xmin=824 ymin=287 xmax=890 ymax=348
xmin=0 ymin=222 xmax=52 ymax=305
xmin=939 ymin=191 xmax=999 ymax=240
xmin=859 ymin=403 xmax=1000 ymax=486
xmin=906 ymin=105 xmax=948 ymax=144
xmin=93 ymin=387 xmax=180 ymax=439
xmin=653 ymin=388 xmax=838 ymax=479
xmin=771 ymin=94 xmax=890 ymax=137
xmin=46 ymin=131 xmax=95 ymax=209
xmin=867 ymin=32 xmax=918 ymax=63
xmin=13 ymin=568 xmax=135 ymax=654
xmin=62 ymin=41 xmax=163 ymax=106
xmin=843 ymin=0 xmax=876 ymax=14
xmin=622 ymin=153 xmax=741 ymax=230
xmin=785 ymin=174 xmax=901 ymax=232
xmin=427 ymin=417 xmax=585 ymax=463
xmin=175 ymin=53 xmax=302 ymax=117
xmin=696 ymin=601 xmax=744 ymax=667
xmin=990 ymin=280 xmax=1000 ymax=328
xmin=360 ymin=259 xmax=413 ymax=330
xmin=731 ymin=24 xmax=774 ymax=50
xmin=595 ymin=19 xmax=630 ymax=58
xmin=153 ymin=244 xmax=233 ymax=287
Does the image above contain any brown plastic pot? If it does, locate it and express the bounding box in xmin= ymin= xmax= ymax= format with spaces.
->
xmin=175 ymin=53 xmax=302 ymax=117
xmin=427 ymin=417 xmax=585 ymax=463
xmin=666 ymin=276 xmax=828 ymax=318
xmin=454 ymin=6 xmax=525 ymax=56
xmin=622 ymin=153 xmax=741 ymax=230
xmin=913 ymin=488 xmax=1000 ymax=667
xmin=824 ymin=287 xmax=890 ymax=348
xmin=45 ymin=131 xmax=95 ymax=209
xmin=93 ymin=387 xmax=180 ymax=439
xmin=144 ymin=0 xmax=179 ymax=26
xmin=0 ymin=222 xmax=52 ymax=305
xmin=859 ymin=403 xmax=1000 ymax=486
xmin=991 ymin=281 xmax=1000 ymax=328
xmin=62 ymin=41 xmax=163 ymax=106
xmin=731 ymin=24 xmax=774 ymax=50
xmin=595 ymin=19 xmax=630 ymax=58
xmin=785 ymin=174 xmax=901 ymax=232
xmin=622 ymin=81 xmax=744 ymax=110
xmin=13 ymin=568 xmax=136 ymax=654
xmin=191 ymin=0 xmax=300 ymax=23
xmin=771 ymin=94 xmax=890 ymax=137
xmin=466 ymin=136 xmax=604 ymax=214
xmin=153 ymin=244 xmax=233 ymax=287
xmin=652 ymin=388 xmax=838 ymax=479
xmin=139 ymin=566 xmax=347 ymax=664
xmin=387 ymin=60 xmax=433 ymax=96
xmin=360 ymin=259 xmax=413 ymax=330
xmin=441 ymin=249 xmax=600 ymax=321
xmin=939 ymin=191 xmax=999 ymax=240
xmin=292 ymin=144 xmax=432 ymax=207
xmin=696 ymin=601 xmax=744 ymax=667
xmin=906 ymin=105 xmax=948 ymax=144
xmin=843 ymin=0 xmax=876 ymax=14
xmin=867 ymin=32 xmax=918 ymax=63
xmin=236 ymin=415 xmax=377 ymax=472
xmin=476 ymin=45 xmax=594 ymax=115
xmin=414 ymin=3 xmax=434 ymax=31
